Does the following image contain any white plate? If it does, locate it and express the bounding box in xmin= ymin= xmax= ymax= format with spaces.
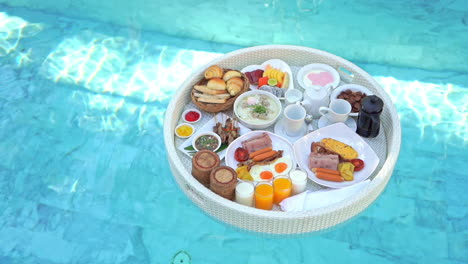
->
xmin=330 ymin=84 xmax=374 ymax=100
xmin=241 ymin=59 xmax=295 ymax=96
xmin=178 ymin=113 xmax=252 ymax=159
xmin=297 ymin=63 xmax=340 ymax=89
xmin=293 ymin=122 xmax=379 ymax=188
xmin=225 ymin=131 xmax=297 ymax=180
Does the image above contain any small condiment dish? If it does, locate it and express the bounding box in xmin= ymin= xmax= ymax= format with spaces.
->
xmin=182 ymin=108 xmax=202 ymax=123
xmin=175 ymin=123 xmax=195 ymax=139
xmin=192 ymin=131 xmax=222 ymax=152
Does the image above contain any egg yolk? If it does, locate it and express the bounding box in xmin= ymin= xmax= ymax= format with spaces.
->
xmin=274 ymin=162 xmax=288 ymax=173
xmin=260 ymin=171 xmax=273 ymax=180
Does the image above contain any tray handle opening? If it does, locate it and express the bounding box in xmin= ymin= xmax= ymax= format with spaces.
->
xmin=338 ymin=67 xmax=355 ymax=83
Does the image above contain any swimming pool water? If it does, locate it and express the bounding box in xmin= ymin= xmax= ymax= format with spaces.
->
xmin=0 ymin=4 xmax=467 ymax=264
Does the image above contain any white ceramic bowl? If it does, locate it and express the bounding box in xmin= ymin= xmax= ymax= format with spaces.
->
xmin=182 ymin=108 xmax=202 ymax=123
xmin=330 ymin=84 xmax=373 ymax=100
xmin=297 ymin=63 xmax=341 ymax=89
xmin=233 ymin=90 xmax=282 ymax=129
xmin=191 ymin=131 xmax=222 ymax=152
xmin=174 ymin=123 xmax=195 ymax=139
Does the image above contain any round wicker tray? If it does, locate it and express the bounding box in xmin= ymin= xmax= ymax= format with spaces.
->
xmin=164 ymin=45 xmax=401 ymax=234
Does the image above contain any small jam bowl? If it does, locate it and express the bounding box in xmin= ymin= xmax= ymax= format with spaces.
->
xmin=175 ymin=123 xmax=195 ymax=139
xmin=182 ymin=109 xmax=202 ymax=123
xmin=191 ymin=131 xmax=222 ymax=152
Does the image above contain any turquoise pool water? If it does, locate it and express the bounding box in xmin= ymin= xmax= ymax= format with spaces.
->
xmin=0 ymin=3 xmax=467 ymax=264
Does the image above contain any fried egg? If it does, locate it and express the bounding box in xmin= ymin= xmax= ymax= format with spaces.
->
xmin=270 ymin=157 xmax=293 ymax=176
xmin=249 ymin=164 xmax=274 ymax=182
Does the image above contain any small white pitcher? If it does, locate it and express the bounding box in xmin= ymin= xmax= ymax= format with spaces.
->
xmin=300 ymin=85 xmax=331 ymax=118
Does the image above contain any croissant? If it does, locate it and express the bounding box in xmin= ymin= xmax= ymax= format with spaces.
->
xmin=227 ymin=83 xmax=242 ymax=96
xmin=222 ymin=70 xmax=242 ymax=82
xmin=227 ymin=77 xmax=243 ymax=87
xmin=204 ymin=65 xmax=223 ymax=79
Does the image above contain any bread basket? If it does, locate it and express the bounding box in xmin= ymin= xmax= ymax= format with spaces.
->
xmin=191 ymin=69 xmax=250 ymax=113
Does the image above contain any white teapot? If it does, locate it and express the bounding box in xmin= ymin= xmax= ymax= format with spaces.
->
xmin=300 ymin=85 xmax=331 ymax=118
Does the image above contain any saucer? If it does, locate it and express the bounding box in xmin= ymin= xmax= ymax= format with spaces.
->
xmin=274 ymin=117 xmax=308 ymax=143
xmin=318 ymin=115 xmax=357 ymax=131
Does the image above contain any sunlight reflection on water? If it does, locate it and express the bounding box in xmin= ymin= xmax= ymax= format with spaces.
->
xmin=38 ymin=30 xmax=222 ymax=133
xmin=40 ymin=31 xmax=221 ymax=103
xmin=376 ymin=76 xmax=467 ymax=142
xmin=0 ymin=12 xmax=42 ymax=66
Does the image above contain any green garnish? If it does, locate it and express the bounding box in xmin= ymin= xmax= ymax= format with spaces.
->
xmin=251 ymin=104 xmax=267 ymax=114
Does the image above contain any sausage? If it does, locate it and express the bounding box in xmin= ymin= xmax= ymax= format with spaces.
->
xmin=253 ymin=150 xmax=278 ymax=162
xmin=315 ymin=172 xmax=344 ymax=182
xmin=249 ymin=147 xmax=273 ymax=159
xmin=312 ymin=168 xmax=340 ymax=175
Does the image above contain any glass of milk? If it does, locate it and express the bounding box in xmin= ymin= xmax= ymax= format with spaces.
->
xmin=289 ymin=169 xmax=308 ymax=195
xmin=235 ymin=181 xmax=255 ymax=207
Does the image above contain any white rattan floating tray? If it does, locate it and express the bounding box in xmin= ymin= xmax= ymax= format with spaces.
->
xmin=164 ymin=45 xmax=401 ymax=234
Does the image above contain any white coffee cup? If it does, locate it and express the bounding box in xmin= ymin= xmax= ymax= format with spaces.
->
xmin=283 ymin=104 xmax=306 ymax=136
xmin=284 ymin=89 xmax=303 ymax=105
xmin=319 ymin=99 xmax=358 ymax=123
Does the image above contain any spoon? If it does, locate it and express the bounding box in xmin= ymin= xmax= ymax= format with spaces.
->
xmin=305 ymin=114 xmax=314 ymax=124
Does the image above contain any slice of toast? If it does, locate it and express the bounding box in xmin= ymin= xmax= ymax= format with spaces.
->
xmin=194 ymin=92 xmax=231 ymax=100
xmin=194 ymin=85 xmax=228 ymax=95
xmin=197 ymin=97 xmax=227 ymax=104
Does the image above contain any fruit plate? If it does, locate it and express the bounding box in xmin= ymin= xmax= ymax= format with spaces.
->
xmin=225 ymin=130 xmax=297 ymax=182
xmin=240 ymin=59 xmax=295 ymax=97
xmin=178 ymin=113 xmax=251 ymax=159
xmin=293 ymin=122 xmax=379 ymax=188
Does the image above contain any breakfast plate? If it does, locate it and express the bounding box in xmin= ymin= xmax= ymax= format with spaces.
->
xmin=225 ymin=130 xmax=297 ymax=182
xmin=178 ymin=113 xmax=251 ymax=159
xmin=293 ymin=122 xmax=379 ymax=188
xmin=241 ymin=59 xmax=294 ymax=98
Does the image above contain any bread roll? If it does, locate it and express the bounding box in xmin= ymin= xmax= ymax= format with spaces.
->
xmin=227 ymin=83 xmax=242 ymax=96
xmin=222 ymin=70 xmax=242 ymax=82
xmin=194 ymin=85 xmax=227 ymax=95
xmin=207 ymin=78 xmax=226 ymax=91
xmin=204 ymin=65 xmax=223 ymax=79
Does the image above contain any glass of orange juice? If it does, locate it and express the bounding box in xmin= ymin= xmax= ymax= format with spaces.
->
xmin=254 ymin=182 xmax=274 ymax=210
xmin=273 ymin=176 xmax=292 ymax=204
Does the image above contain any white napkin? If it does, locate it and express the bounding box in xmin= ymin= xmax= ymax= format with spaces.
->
xmin=280 ymin=180 xmax=371 ymax=212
